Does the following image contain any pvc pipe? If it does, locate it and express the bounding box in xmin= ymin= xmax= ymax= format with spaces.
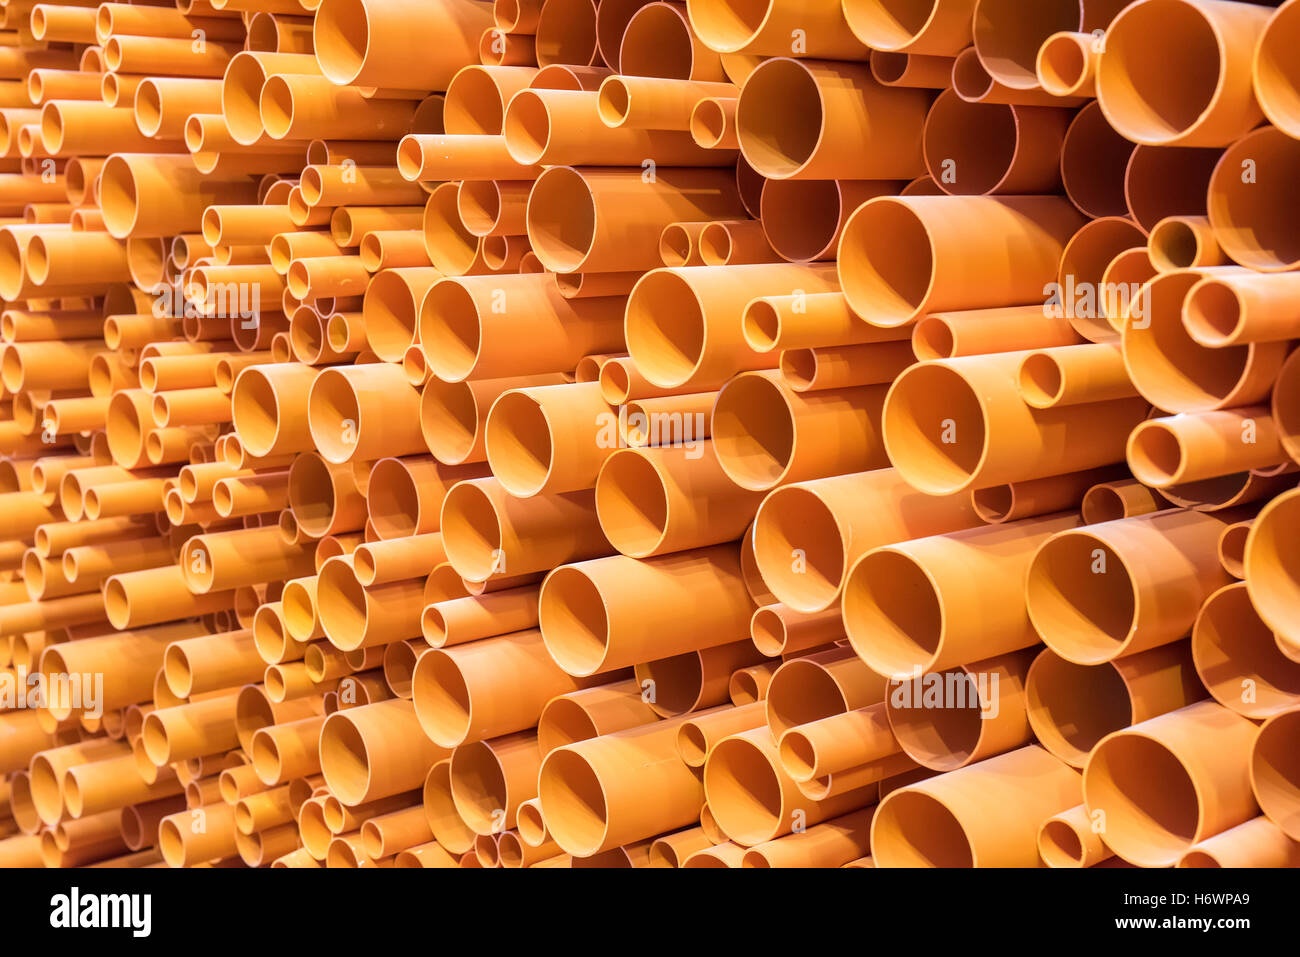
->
xmin=635 ymin=639 xmax=765 ymax=718
xmin=99 ymin=154 xmax=258 ymax=239
xmin=320 ymin=699 xmax=448 ymax=806
xmin=972 ymin=466 xmax=1123 ymax=525
xmin=1095 ymin=0 xmax=1268 ymax=147
xmin=412 ymin=627 xmax=609 ymax=747
xmin=884 ymin=648 xmax=1035 ymax=772
xmin=539 ymin=545 xmax=753 ymax=676
xmin=420 ymin=373 xmax=565 ymax=467
xmin=682 ymin=843 xmax=746 ymax=867
xmin=360 ymin=805 xmax=434 ymax=859
xmin=838 ymin=195 xmax=1083 ymax=326
xmin=1036 ymin=31 xmax=1099 ymax=97
xmin=1254 ymin=0 xmax=1300 ymax=136
xmin=365 ymin=456 xmax=487 ymax=541
xmin=1128 ymin=408 xmax=1284 ymax=489
xmin=873 ymin=745 xmax=1080 ymax=866
xmin=711 ymin=371 xmax=886 ymax=490
xmin=164 ymin=631 xmax=264 ymax=699
xmin=419 ymin=271 xmax=625 ymax=380
xmin=1244 ymin=488 xmax=1300 ymax=649
xmin=525 ymin=165 xmax=742 ymax=273
xmin=697 ymin=220 xmax=776 ymax=266
xmin=483 ymin=381 xmax=612 ymax=496
xmin=179 ymin=526 xmax=314 ymax=594
xmin=703 ymin=726 xmax=874 ymax=847
xmin=1037 ymin=803 xmax=1113 ymax=868
xmin=1183 ymin=270 xmax=1300 ymax=347
xmin=1027 ymin=509 xmax=1240 ymax=665
xmin=741 ymin=808 xmax=875 ymax=867
xmin=1016 ymin=344 xmax=1137 ymax=410
xmin=538 ymin=714 xmax=703 ymax=856
xmin=449 ymin=731 xmax=540 ymax=834
xmin=159 ymin=803 xmax=239 ymax=867
xmin=306 ymin=363 xmax=423 ymax=465
xmin=910 ymin=305 xmax=1081 ymax=361
xmin=689 ymin=97 xmax=736 ymax=149
xmin=1122 ymin=271 xmax=1288 ymax=413
xmin=1079 ymin=478 xmax=1164 ymax=525
xmin=597 ymin=75 xmax=735 ymax=132
xmin=594 ymin=443 xmax=762 ymax=558
xmin=103 ymin=566 xmax=233 ymax=630
xmin=1148 ymin=215 xmax=1227 ymax=273
xmin=95 ymin=4 xmax=247 ymax=45
xmin=1083 ymin=700 xmax=1259 ymax=867
xmin=844 ymin=513 xmax=1078 ymax=677
xmin=141 ymin=693 xmax=239 ymax=766
xmin=535 ymin=679 xmax=658 ymax=754
xmin=765 ymin=646 xmax=888 ymax=737
xmin=1179 ymin=816 xmax=1300 ymax=868
xmin=1250 ymin=706 xmax=1300 ymax=840
xmin=841 ymin=0 xmax=976 ymax=56
xmin=777 ymin=702 xmax=916 ymax=785
xmin=445 ymin=65 xmax=538 ymax=135
xmin=627 ymin=262 xmax=838 ymax=389
xmin=749 ymin=603 xmax=839 ymax=658
xmin=422 ymin=759 xmax=476 ymax=854
xmin=1055 ymin=215 xmax=1147 ymax=342
xmin=1059 ymin=101 xmax=1135 ymax=219
xmin=735 ymin=58 xmax=928 ymax=180
xmin=686 ymin=0 xmax=864 ymax=56
xmin=882 ymin=351 xmax=1149 ymax=495
xmin=394 ymin=841 xmax=458 ymax=868
xmin=758 ymin=180 xmax=899 ymax=264
xmin=312 ymin=0 xmax=491 ymax=89
xmin=870 ymin=50 xmax=955 ymax=89
xmin=753 ymin=468 xmax=980 ymax=613
xmin=439 ymin=477 xmax=608 ymax=585
xmin=503 ymin=88 xmax=731 ymax=167
xmin=1192 ymin=581 xmax=1300 ymax=720
xmin=922 ymin=90 xmax=1068 ymax=195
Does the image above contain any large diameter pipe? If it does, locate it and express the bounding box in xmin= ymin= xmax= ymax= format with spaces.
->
xmin=418 ymin=272 xmax=625 ymax=380
xmin=1206 ymin=126 xmax=1300 ymax=273
xmin=1095 ymin=0 xmax=1268 ymax=147
xmin=872 ymin=745 xmax=1081 ymax=867
xmin=624 ymin=262 xmax=839 ymax=390
xmin=1082 ymin=700 xmax=1259 ymax=867
xmin=1026 ymin=509 xmax=1237 ymax=665
xmin=312 ymin=0 xmax=491 ymax=90
xmin=685 ymin=0 xmax=865 ymax=57
xmin=841 ymin=0 xmax=977 ymax=56
xmin=704 ymin=727 xmax=876 ymax=847
xmin=1026 ymin=643 xmax=1205 ymax=769
xmin=1251 ymin=706 xmax=1300 ymax=841
xmin=1192 ymin=582 xmax=1300 ymax=719
xmin=539 ymin=715 xmax=703 ymax=856
xmin=844 ymin=512 xmax=1079 ymax=678
xmin=735 ymin=57 xmax=929 ymax=180
xmin=881 ymin=351 xmax=1149 ymax=495
xmin=837 ymin=195 xmax=1084 ymax=326
xmin=712 ymin=372 xmax=888 ymax=491
xmin=753 ymin=468 xmax=980 ymax=614
xmin=1244 ymin=487 xmax=1300 ymax=649
xmin=539 ymin=545 xmax=754 ymax=676
xmin=411 ymin=628 xmax=612 ymax=748
xmin=594 ymin=444 xmax=763 ymax=558
xmin=319 ymin=699 xmax=450 ymax=807
xmin=525 ymin=166 xmax=742 ymax=274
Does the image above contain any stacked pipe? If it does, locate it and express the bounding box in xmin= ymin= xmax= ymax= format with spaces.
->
xmin=0 ymin=0 xmax=1298 ymax=870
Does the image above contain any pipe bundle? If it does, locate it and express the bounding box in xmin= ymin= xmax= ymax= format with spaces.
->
xmin=0 ymin=0 xmax=1298 ymax=870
